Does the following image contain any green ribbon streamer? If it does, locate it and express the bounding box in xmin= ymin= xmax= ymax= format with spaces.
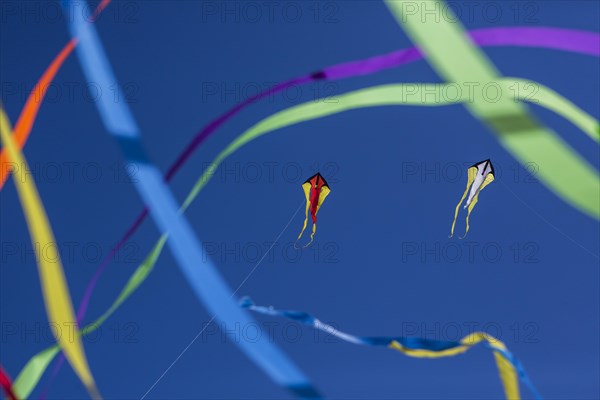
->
xmin=13 ymin=237 xmax=167 ymax=399
xmin=184 ymin=79 xmax=599 ymax=208
xmin=14 ymin=79 xmax=596 ymax=398
xmin=385 ymin=0 xmax=599 ymax=219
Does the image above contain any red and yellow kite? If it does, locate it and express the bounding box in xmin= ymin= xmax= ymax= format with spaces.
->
xmin=296 ymin=173 xmax=331 ymax=247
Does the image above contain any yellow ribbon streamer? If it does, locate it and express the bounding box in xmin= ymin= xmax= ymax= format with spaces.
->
xmin=390 ymin=332 xmax=519 ymax=399
xmin=0 ymin=108 xmax=101 ymax=400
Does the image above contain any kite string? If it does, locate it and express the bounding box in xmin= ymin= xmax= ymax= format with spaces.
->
xmin=498 ymin=179 xmax=599 ymax=259
xmin=232 ymin=201 xmax=305 ymax=295
xmin=140 ymin=201 xmax=305 ymax=399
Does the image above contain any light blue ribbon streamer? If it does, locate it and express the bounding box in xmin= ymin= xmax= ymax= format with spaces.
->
xmin=241 ymin=297 xmax=542 ymax=399
xmin=62 ymin=1 xmax=320 ymax=397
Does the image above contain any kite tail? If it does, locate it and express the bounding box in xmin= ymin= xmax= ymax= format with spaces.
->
xmin=450 ymin=167 xmax=477 ymax=238
xmin=302 ymin=224 xmax=317 ymax=248
xmin=294 ymin=201 xmax=311 ymax=249
xmin=460 ymin=173 xmax=493 ymax=239
xmin=460 ymin=192 xmax=481 ymax=239
xmin=449 ymin=179 xmax=472 ymax=238
xmin=449 ymin=194 xmax=466 ymax=238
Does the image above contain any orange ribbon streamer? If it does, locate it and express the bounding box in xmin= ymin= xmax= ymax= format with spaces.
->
xmin=0 ymin=0 xmax=111 ymax=190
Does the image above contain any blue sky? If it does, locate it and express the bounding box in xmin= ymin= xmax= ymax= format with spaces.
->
xmin=1 ymin=1 xmax=599 ymax=399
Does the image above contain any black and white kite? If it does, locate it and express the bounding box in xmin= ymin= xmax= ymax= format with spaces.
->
xmin=449 ymin=159 xmax=495 ymax=238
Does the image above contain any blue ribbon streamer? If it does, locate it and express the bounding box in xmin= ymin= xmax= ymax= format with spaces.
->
xmin=241 ymin=297 xmax=542 ymax=399
xmin=62 ymin=2 xmax=320 ymax=397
